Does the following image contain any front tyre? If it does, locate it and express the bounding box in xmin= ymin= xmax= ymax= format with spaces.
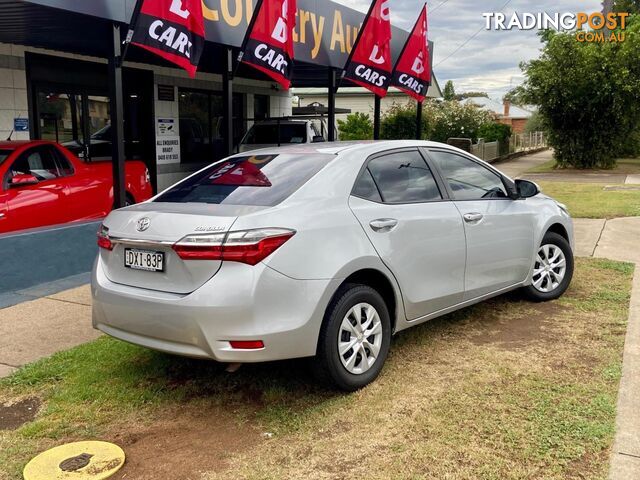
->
xmin=523 ymin=232 xmax=574 ymax=301
xmin=313 ymin=284 xmax=391 ymax=391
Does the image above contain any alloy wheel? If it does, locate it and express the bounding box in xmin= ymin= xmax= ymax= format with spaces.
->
xmin=337 ymin=303 xmax=383 ymax=375
xmin=532 ymin=244 xmax=567 ymax=293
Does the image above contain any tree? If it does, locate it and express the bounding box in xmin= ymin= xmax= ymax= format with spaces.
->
xmin=443 ymin=80 xmax=456 ymax=101
xmin=456 ymin=91 xmax=489 ymax=101
xmin=521 ymin=16 xmax=640 ymax=168
xmin=380 ymin=103 xmax=429 ymax=140
xmin=337 ymin=112 xmax=373 ymax=140
xmin=614 ymin=0 xmax=640 ymax=13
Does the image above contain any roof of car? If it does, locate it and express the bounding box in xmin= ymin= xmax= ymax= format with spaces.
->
xmin=232 ymin=140 xmax=457 ymax=157
xmin=0 ymin=140 xmax=50 ymax=150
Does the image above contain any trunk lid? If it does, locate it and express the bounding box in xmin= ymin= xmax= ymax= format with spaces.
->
xmin=100 ymin=202 xmax=266 ymax=293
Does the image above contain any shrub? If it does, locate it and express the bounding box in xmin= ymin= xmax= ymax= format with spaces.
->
xmin=337 ymin=112 xmax=373 ymax=140
xmin=428 ymin=101 xmax=493 ymax=143
xmin=380 ymin=102 xmax=429 ymax=140
xmin=477 ymin=122 xmax=512 ymax=143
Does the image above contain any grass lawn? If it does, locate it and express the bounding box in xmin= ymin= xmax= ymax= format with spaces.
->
xmin=0 ymin=258 xmax=634 ymax=480
xmin=528 ymin=157 xmax=640 ymax=175
xmin=537 ymin=182 xmax=640 ymax=219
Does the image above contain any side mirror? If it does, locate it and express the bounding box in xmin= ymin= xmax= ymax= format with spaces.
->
xmin=312 ymin=136 xmax=326 ymax=143
xmin=515 ymin=179 xmax=540 ymax=199
xmin=9 ymin=173 xmax=39 ymax=187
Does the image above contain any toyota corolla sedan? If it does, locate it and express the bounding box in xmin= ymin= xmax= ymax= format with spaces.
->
xmin=92 ymin=141 xmax=574 ymax=391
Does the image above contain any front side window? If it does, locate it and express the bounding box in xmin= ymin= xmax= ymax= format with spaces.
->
xmin=155 ymin=153 xmax=332 ymax=206
xmin=429 ymin=150 xmax=508 ymax=200
xmin=8 ymin=148 xmax=62 ymax=182
xmin=363 ymin=151 xmax=442 ymax=204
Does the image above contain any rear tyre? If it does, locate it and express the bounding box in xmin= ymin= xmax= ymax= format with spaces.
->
xmin=522 ymin=232 xmax=574 ymax=302
xmin=313 ymin=284 xmax=391 ymax=391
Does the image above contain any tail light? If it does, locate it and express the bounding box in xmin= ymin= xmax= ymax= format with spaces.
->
xmin=172 ymin=228 xmax=295 ymax=265
xmin=97 ymin=224 xmax=113 ymax=250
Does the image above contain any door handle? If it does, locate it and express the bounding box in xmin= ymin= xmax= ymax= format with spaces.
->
xmin=463 ymin=213 xmax=483 ymax=223
xmin=0 ymin=213 xmax=5 ymax=219
xmin=370 ymin=218 xmax=398 ymax=232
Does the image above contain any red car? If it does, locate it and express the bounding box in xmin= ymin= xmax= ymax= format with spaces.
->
xmin=0 ymin=140 xmax=153 ymax=234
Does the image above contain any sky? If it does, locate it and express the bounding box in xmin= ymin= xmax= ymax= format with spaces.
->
xmin=333 ymin=0 xmax=603 ymax=99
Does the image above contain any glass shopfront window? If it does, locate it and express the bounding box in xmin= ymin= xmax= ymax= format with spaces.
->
xmin=178 ymin=89 xmax=245 ymax=164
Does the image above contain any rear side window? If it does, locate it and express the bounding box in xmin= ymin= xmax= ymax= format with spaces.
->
xmin=244 ymin=124 xmax=307 ymax=144
xmin=362 ymin=151 xmax=442 ymax=204
xmin=352 ymin=169 xmax=382 ymax=202
xmin=0 ymin=150 xmax=11 ymax=165
xmin=155 ymin=154 xmax=332 ymax=206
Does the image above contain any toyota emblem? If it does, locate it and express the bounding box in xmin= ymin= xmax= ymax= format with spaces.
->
xmin=136 ymin=217 xmax=150 ymax=232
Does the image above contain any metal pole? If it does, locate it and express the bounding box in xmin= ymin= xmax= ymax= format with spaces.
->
xmin=373 ymin=96 xmax=381 ymax=140
xmin=416 ymin=101 xmax=423 ymax=140
xmin=222 ymin=48 xmax=234 ymax=157
xmin=328 ymin=67 xmax=336 ymax=142
xmin=109 ymin=23 xmax=126 ymax=209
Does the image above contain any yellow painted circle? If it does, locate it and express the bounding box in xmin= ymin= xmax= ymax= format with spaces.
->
xmin=23 ymin=441 xmax=125 ymax=480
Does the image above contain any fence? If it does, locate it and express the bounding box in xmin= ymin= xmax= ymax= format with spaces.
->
xmin=471 ymin=139 xmax=501 ymax=161
xmin=510 ymin=131 xmax=547 ymax=153
xmin=463 ymin=131 xmax=547 ymax=162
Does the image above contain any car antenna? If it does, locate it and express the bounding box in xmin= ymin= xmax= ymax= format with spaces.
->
xmin=6 ymin=130 xmax=13 ymax=141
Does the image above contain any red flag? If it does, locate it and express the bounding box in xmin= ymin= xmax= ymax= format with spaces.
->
xmin=239 ymin=0 xmax=297 ymax=90
xmin=130 ymin=0 xmax=205 ymax=78
xmin=342 ymin=0 xmax=392 ymax=98
xmin=390 ymin=4 xmax=431 ymax=102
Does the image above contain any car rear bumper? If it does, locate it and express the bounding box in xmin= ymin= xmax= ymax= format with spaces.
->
xmin=91 ymin=259 xmax=339 ymax=363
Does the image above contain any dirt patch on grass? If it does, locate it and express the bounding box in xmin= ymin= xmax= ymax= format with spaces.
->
xmin=469 ymin=300 xmax=565 ymax=350
xmin=109 ymin=405 xmax=262 ymax=480
xmin=0 ymin=398 xmax=40 ymax=431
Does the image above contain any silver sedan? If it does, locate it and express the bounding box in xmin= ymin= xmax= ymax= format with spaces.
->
xmin=92 ymin=141 xmax=574 ymax=391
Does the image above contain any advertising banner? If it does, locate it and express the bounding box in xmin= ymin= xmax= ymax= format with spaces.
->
xmin=130 ymin=0 xmax=206 ymax=77
xmin=390 ymin=4 xmax=431 ymax=102
xmin=239 ymin=0 xmax=298 ymax=89
xmin=29 ymin=0 xmax=415 ymax=69
xmin=341 ymin=0 xmax=392 ymax=97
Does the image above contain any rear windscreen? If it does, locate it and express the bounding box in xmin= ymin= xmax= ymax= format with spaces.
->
xmin=154 ymin=154 xmax=333 ymax=206
xmin=244 ymin=124 xmax=307 ymax=144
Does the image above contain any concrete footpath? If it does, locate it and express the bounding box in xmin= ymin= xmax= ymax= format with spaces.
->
xmin=0 ymin=284 xmax=97 ymax=377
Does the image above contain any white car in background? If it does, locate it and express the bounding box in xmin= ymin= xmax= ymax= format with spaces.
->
xmin=238 ymin=119 xmax=326 ymax=152
xmin=92 ymin=141 xmax=574 ymax=391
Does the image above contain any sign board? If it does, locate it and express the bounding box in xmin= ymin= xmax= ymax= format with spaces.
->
xmin=156 ymin=137 xmax=181 ymax=164
xmin=14 ymin=118 xmax=29 ymax=132
xmin=157 ymin=118 xmax=177 ymax=136
xmin=28 ymin=0 xmax=422 ymax=69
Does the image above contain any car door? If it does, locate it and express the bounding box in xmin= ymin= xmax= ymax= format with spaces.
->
xmin=427 ymin=148 xmax=536 ymax=300
xmin=349 ymin=148 xmax=466 ymax=320
xmin=3 ymin=146 xmax=71 ymax=232
xmin=52 ymin=145 xmax=111 ymax=221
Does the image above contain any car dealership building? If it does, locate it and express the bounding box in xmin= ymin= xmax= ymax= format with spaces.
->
xmin=0 ymin=0 xmax=436 ymax=193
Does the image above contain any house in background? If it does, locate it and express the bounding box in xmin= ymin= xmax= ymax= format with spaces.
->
xmin=461 ymin=97 xmax=533 ymax=134
xmin=293 ymin=78 xmax=443 ymax=125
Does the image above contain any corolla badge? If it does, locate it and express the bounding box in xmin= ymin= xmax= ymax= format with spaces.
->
xmin=136 ymin=217 xmax=151 ymax=232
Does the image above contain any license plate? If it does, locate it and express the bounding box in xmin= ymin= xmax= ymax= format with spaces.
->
xmin=124 ymin=248 xmax=164 ymax=272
